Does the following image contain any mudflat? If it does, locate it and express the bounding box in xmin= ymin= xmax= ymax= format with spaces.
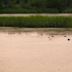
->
xmin=0 ymin=28 xmax=72 ymax=72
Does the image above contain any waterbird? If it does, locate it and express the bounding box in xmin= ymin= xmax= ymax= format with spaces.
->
xmin=51 ymin=35 xmax=54 ymax=37
xmin=64 ymin=36 xmax=67 ymax=37
xmin=68 ymin=39 xmax=70 ymax=41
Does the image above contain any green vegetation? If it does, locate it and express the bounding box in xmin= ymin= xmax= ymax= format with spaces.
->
xmin=0 ymin=16 xmax=72 ymax=28
xmin=0 ymin=0 xmax=72 ymax=13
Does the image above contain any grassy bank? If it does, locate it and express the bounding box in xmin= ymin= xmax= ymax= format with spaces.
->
xmin=0 ymin=16 xmax=72 ymax=28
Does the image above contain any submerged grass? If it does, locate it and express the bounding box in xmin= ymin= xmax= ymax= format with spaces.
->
xmin=0 ymin=16 xmax=72 ymax=28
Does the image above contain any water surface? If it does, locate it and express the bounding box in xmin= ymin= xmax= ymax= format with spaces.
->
xmin=0 ymin=28 xmax=72 ymax=72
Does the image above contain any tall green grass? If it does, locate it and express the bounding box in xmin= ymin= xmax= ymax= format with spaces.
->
xmin=0 ymin=16 xmax=72 ymax=28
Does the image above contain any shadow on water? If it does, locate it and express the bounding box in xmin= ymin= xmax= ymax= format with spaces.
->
xmin=0 ymin=27 xmax=72 ymax=41
xmin=0 ymin=27 xmax=72 ymax=35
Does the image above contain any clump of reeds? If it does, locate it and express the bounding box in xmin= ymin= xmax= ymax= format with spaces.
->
xmin=0 ymin=16 xmax=72 ymax=28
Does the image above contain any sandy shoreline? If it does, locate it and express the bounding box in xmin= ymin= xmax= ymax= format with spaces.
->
xmin=0 ymin=14 xmax=72 ymax=17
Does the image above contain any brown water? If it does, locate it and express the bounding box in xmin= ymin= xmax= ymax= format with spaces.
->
xmin=0 ymin=28 xmax=72 ymax=72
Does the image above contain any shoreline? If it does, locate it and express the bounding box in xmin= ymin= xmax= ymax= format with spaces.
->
xmin=0 ymin=14 xmax=72 ymax=17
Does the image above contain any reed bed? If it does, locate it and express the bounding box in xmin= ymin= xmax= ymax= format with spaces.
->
xmin=0 ymin=16 xmax=72 ymax=28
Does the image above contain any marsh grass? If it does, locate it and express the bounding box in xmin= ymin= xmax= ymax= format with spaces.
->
xmin=0 ymin=16 xmax=72 ymax=28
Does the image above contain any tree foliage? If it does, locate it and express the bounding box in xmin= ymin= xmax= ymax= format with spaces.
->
xmin=0 ymin=0 xmax=72 ymax=13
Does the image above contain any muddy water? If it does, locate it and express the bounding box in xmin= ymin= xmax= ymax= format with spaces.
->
xmin=0 ymin=28 xmax=72 ymax=72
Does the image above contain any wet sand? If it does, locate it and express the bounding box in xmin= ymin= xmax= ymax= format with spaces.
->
xmin=0 ymin=28 xmax=72 ymax=72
